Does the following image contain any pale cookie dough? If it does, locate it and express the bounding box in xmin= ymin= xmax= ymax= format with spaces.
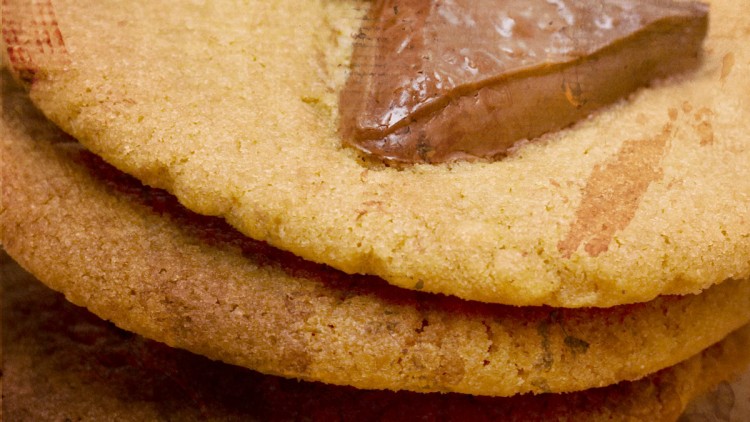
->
xmin=3 ymin=0 xmax=749 ymax=307
xmin=2 ymin=73 xmax=750 ymax=396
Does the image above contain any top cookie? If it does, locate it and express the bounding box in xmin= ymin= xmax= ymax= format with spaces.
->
xmin=4 ymin=0 xmax=749 ymax=306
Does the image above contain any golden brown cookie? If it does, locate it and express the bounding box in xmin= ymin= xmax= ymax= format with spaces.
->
xmin=2 ymin=72 xmax=750 ymax=397
xmin=2 ymin=252 xmax=749 ymax=421
xmin=3 ymin=0 xmax=748 ymax=307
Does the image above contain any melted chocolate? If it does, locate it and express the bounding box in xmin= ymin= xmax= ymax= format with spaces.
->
xmin=340 ymin=0 xmax=708 ymax=164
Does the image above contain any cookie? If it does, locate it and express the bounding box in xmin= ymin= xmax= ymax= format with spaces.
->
xmin=3 ymin=0 xmax=748 ymax=307
xmin=2 ymin=72 xmax=750 ymax=397
xmin=3 ymin=253 xmax=750 ymax=421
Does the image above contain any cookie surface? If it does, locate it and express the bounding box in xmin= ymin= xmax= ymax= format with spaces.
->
xmin=3 ymin=0 xmax=749 ymax=307
xmin=3 ymin=252 xmax=750 ymax=421
xmin=3 ymin=72 xmax=750 ymax=397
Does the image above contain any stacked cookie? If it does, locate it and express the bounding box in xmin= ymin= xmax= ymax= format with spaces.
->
xmin=2 ymin=0 xmax=749 ymax=419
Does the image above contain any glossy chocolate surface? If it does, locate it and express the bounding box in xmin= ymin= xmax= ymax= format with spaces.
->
xmin=340 ymin=0 xmax=709 ymax=164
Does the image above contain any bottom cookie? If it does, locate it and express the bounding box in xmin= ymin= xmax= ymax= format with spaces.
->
xmin=3 ymin=253 xmax=749 ymax=421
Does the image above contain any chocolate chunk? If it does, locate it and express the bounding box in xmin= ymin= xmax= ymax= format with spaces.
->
xmin=340 ymin=0 xmax=709 ymax=164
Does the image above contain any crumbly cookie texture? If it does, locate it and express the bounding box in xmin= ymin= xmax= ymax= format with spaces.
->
xmin=3 ymin=0 xmax=749 ymax=308
xmin=3 ymin=74 xmax=750 ymax=396
xmin=4 ymin=254 xmax=749 ymax=421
